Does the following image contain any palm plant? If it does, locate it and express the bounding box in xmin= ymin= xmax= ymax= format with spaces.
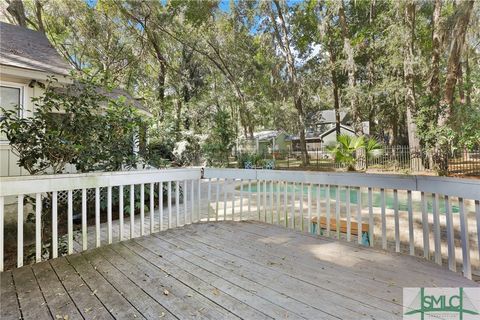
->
xmin=364 ymin=137 xmax=384 ymax=169
xmin=327 ymin=134 xmax=383 ymax=171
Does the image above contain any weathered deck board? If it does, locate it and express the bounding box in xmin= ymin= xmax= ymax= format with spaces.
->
xmin=49 ymin=257 xmax=114 ymax=319
xmin=0 ymin=271 xmax=21 ymax=319
xmin=2 ymin=221 xmax=478 ymax=320
xmin=31 ymin=261 xmax=83 ymax=319
xmin=155 ymin=228 xmax=396 ymax=319
xmin=81 ymin=249 xmax=175 ymax=319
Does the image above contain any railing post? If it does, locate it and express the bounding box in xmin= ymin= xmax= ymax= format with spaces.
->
xmin=130 ymin=184 xmax=135 ymax=238
xmin=380 ymin=188 xmax=386 ymax=250
xmin=95 ymin=187 xmax=100 ymax=247
xmin=17 ymin=195 xmax=24 ymax=268
xmin=326 ymin=185 xmax=331 ymax=236
xmin=240 ymin=179 xmax=243 ymax=221
xmin=207 ymin=178 xmax=212 ymax=222
xmin=224 ymin=179 xmax=228 ymax=221
xmin=335 ymin=186 xmax=340 ymax=239
xmin=150 ymin=182 xmax=155 ymax=232
xmin=215 ymin=179 xmax=220 ymax=221
xmin=52 ymin=191 xmax=58 ymax=258
xmin=35 ymin=193 xmax=42 ymax=262
xmin=175 ymin=182 xmax=180 ymax=227
xmin=459 ymin=198 xmax=471 ymax=279
xmin=432 ymin=193 xmax=441 ymax=265
xmin=300 ymin=183 xmax=304 ymax=231
xmin=181 ymin=180 xmax=187 ymax=226
xmin=68 ymin=190 xmax=73 ymax=254
xmin=119 ymin=185 xmax=124 ymax=241
xmin=393 ymin=189 xmax=399 ymax=252
xmin=407 ymin=190 xmax=414 ymax=255
xmin=0 ymin=196 xmax=3 ymax=272
xmin=346 ymin=186 xmax=351 ymax=241
xmin=158 ymin=183 xmax=163 ymax=230
xmin=107 ymin=186 xmax=112 ymax=244
xmin=167 ymin=181 xmax=172 ymax=229
xmin=198 ymin=178 xmax=201 ymax=223
xmin=445 ymin=195 xmax=455 ymax=272
xmin=421 ymin=192 xmax=430 ymax=260
xmin=248 ymin=179 xmax=252 ymax=220
xmin=140 ymin=183 xmax=145 ymax=235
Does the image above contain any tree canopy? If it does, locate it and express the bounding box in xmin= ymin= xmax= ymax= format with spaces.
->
xmin=2 ymin=0 xmax=479 ymax=168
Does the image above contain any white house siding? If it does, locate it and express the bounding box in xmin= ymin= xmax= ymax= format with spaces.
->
xmin=321 ymin=127 xmax=356 ymax=146
xmin=0 ymin=73 xmax=48 ymax=177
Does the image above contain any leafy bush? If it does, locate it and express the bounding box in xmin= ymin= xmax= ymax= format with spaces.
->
xmin=172 ymin=132 xmax=202 ymax=166
xmin=202 ymin=109 xmax=236 ymax=166
xmin=0 ymin=79 xmax=150 ymax=174
xmin=327 ymin=134 xmax=383 ymax=171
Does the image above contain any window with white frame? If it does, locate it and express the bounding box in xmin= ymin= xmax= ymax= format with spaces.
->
xmin=1 ymin=83 xmax=24 ymax=140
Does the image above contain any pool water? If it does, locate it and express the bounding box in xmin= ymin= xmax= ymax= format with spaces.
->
xmin=239 ymin=183 xmax=460 ymax=214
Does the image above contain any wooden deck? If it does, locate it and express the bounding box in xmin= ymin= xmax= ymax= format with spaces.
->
xmin=1 ymin=221 xmax=478 ymax=320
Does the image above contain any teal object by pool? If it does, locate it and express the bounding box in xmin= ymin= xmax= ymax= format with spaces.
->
xmin=239 ymin=183 xmax=460 ymax=214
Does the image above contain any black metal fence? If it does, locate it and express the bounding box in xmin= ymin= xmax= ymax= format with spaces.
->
xmin=230 ymin=145 xmax=480 ymax=177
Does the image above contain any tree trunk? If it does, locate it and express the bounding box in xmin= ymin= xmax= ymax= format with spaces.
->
xmin=439 ymin=0 xmax=473 ymax=122
xmin=428 ymin=0 xmax=442 ymax=101
xmin=327 ymin=35 xmax=341 ymax=137
xmin=436 ymin=0 xmax=474 ymax=175
xmin=404 ymin=1 xmax=423 ymax=171
xmin=34 ymin=0 xmax=45 ymax=33
xmin=465 ymin=49 xmax=471 ymax=106
xmin=338 ymin=1 xmax=362 ymax=136
xmin=6 ymin=0 xmax=27 ymax=27
xmin=272 ymin=0 xmax=309 ymax=164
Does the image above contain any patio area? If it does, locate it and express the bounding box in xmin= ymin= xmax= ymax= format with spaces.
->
xmin=2 ymin=220 xmax=476 ymax=320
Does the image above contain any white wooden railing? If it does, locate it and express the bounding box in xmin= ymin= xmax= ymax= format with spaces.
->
xmin=0 ymin=168 xmax=202 ymax=272
xmin=1 ymin=168 xmax=479 ymax=280
xmin=202 ymin=168 xmax=480 ymax=280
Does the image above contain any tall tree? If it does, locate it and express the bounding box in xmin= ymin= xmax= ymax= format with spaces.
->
xmin=270 ymin=0 xmax=309 ymax=165
xmin=338 ymin=0 xmax=361 ymax=135
xmin=404 ymin=1 xmax=422 ymax=170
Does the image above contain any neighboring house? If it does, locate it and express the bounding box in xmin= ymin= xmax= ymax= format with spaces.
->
xmin=289 ymin=110 xmax=367 ymax=151
xmin=241 ymin=130 xmax=290 ymax=155
xmin=0 ymin=22 xmax=149 ymax=177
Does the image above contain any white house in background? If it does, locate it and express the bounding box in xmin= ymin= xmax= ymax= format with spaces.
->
xmin=289 ymin=110 xmax=370 ymax=150
xmin=0 ymin=22 xmax=72 ymax=176
xmin=0 ymin=22 xmax=150 ymax=177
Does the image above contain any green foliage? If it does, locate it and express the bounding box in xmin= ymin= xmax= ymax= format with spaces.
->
xmin=237 ymin=152 xmax=263 ymax=168
xmin=328 ymin=134 xmax=383 ymax=171
xmin=0 ymin=79 xmax=149 ymax=174
xmin=202 ymin=109 xmax=236 ymax=166
xmin=172 ymin=132 xmax=202 ymax=166
xmin=6 ymin=0 xmax=479 ymax=171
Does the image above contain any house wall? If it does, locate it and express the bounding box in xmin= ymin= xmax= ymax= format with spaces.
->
xmin=321 ymin=127 xmax=355 ymax=146
xmin=0 ymin=75 xmax=44 ymax=177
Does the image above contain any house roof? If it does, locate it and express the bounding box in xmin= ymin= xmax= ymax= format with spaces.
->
xmin=318 ymin=124 xmax=355 ymax=139
xmin=315 ymin=110 xmax=348 ymax=124
xmin=252 ymin=130 xmax=282 ymax=141
xmin=0 ymin=22 xmax=71 ymax=76
xmin=287 ymin=125 xmax=355 ymax=141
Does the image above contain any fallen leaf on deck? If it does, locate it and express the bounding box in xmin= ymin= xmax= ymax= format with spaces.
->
xmin=163 ymin=289 xmax=169 ymax=296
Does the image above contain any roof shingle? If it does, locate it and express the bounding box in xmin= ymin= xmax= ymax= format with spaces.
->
xmin=0 ymin=22 xmax=71 ymax=76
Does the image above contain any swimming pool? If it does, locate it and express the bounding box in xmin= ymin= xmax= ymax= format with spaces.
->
xmin=238 ymin=183 xmax=460 ymax=214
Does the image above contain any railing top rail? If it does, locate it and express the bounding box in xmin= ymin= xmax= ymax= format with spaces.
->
xmin=0 ymin=168 xmax=201 ymax=197
xmin=204 ymin=168 xmax=480 ymax=200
